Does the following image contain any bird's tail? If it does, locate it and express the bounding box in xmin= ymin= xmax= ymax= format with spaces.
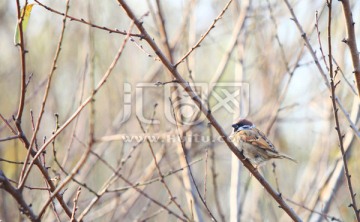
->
xmin=279 ymin=153 xmax=297 ymax=163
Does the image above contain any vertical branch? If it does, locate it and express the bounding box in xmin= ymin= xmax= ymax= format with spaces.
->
xmin=327 ymin=1 xmax=360 ymax=221
xmin=229 ymin=2 xmax=249 ymax=219
xmin=340 ymin=0 xmax=360 ymax=97
xmin=70 ymin=187 xmax=82 ymax=222
xmin=14 ymin=0 xmax=28 ymax=128
xmin=18 ymin=0 xmax=71 ymax=190
xmin=209 ymin=124 xmax=226 ymax=222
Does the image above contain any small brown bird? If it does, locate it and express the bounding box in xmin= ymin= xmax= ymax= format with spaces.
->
xmin=230 ymin=119 xmax=296 ymax=167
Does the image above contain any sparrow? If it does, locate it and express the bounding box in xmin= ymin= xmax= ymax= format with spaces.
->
xmin=229 ymin=119 xmax=296 ymax=167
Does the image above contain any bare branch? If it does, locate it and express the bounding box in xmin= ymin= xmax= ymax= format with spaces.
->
xmin=117 ymin=1 xmax=302 ymax=220
xmin=70 ymin=187 xmax=82 ymax=222
xmin=34 ymin=0 xmax=143 ymax=38
xmin=327 ymin=1 xmax=360 ymax=221
xmin=35 ymin=21 xmax=135 ymax=221
xmin=340 ymin=0 xmax=360 ymax=97
xmin=0 ymin=170 xmax=38 ymax=222
xmin=175 ymin=0 xmax=234 ymax=67
xmin=14 ymin=0 xmax=29 ymax=148
xmin=19 ymin=0 xmax=71 ymax=190
xmin=136 ymin=115 xmax=190 ymax=220
xmin=283 ymin=0 xmax=360 ymax=139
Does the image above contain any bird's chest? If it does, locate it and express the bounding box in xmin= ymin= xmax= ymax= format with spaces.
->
xmin=240 ymin=142 xmax=269 ymax=166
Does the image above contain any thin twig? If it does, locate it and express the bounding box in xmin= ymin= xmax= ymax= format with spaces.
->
xmin=107 ymin=159 xmax=202 ymax=192
xmin=34 ymin=0 xmax=143 ymax=38
xmin=78 ymin=148 xmax=187 ymax=222
xmin=170 ymin=98 xmax=217 ymax=222
xmin=0 ymin=158 xmax=26 ymax=165
xmin=332 ymin=58 xmax=357 ymax=95
xmin=264 ymin=49 xmax=304 ymax=134
xmin=204 ymin=140 xmax=208 ymax=203
xmin=61 ymin=57 xmax=89 ymax=168
xmin=315 ymin=10 xmax=329 ymax=71
xmin=175 ymin=0 xmax=234 ymax=67
xmin=0 ymin=113 xmax=17 ymax=135
xmin=70 ymin=187 xmax=81 ymax=222
xmin=208 ymin=123 xmax=226 ymax=222
xmin=136 ymin=116 xmax=190 ymax=220
xmin=271 ymin=162 xmax=281 ymax=194
xmin=264 ymin=0 xmax=305 ymax=134
xmin=8 ymin=178 xmax=50 ymax=190
xmin=286 ymin=198 xmax=342 ymax=222
xmin=327 ymin=1 xmax=359 ymax=221
xmin=155 ymin=0 xmax=173 ymax=62
xmin=208 ymin=0 xmax=250 ymax=95
xmin=0 ymin=135 xmax=20 ymax=142
xmin=51 ymin=122 xmax=100 ymax=197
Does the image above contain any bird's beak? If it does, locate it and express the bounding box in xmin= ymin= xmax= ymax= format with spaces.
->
xmin=231 ymin=124 xmax=237 ymax=129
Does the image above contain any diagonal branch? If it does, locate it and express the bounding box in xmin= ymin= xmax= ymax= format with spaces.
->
xmin=136 ymin=116 xmax=190 ymax=220
xmin=340 ymin=0 xmax=360 ymax=98
xmin=0 ymin=170 xmax=38 ymax=222
xmin=14 ymin=0 xmax=28 ymax=145
xmin=116 ymin=0 xmax=302 ymax=221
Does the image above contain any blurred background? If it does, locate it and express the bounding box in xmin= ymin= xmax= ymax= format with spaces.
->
xmin=0 ymin=0 xmax=359 ymax=221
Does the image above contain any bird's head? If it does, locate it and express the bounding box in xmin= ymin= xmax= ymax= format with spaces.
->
xmin=231 ymin=119 xmax=254 ymax=132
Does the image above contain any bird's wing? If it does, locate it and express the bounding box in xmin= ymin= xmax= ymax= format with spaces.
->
xmin=239 ymin=128 xmax=278 ymax=153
